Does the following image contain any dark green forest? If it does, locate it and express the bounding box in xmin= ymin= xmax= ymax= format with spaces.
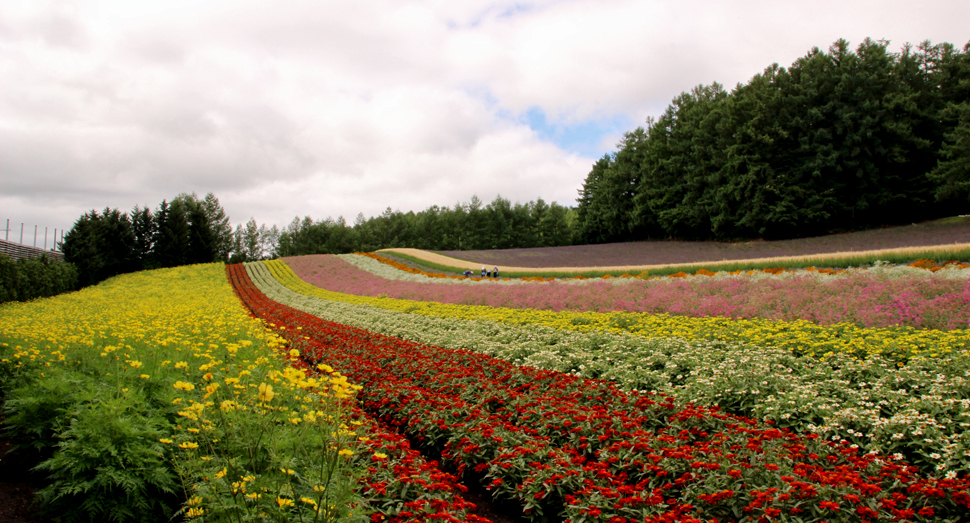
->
xmin=275 ymin=195 xmax=573 ymax=257
xmin=61 ymin=193 xmax=234 ymax=287
xmin=575 ymin=38 xmax=970 ymax=242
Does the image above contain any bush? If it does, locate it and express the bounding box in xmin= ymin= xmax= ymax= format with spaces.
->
xmin=0 ymin=254 xmax=78 ymax=304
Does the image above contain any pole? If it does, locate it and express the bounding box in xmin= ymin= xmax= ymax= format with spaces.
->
xmin=44 ymin=227 xmax=48 ymax=250
xmin=34 ymin=225 xmax=38 ymax=247
xmin=20 ymin=223 xmax=24 ymax=244
xmin=4 ymin=219 xmax=7 ymax=241
xmin=54 ymin=228 xmax=57 ymax=251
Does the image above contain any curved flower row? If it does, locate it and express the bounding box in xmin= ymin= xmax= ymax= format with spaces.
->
xmin=342 ymin=254 xmax=970 ymax=331
xmin=244 ymin=259 xmax=970 ymax=477
xmin=228 ymin=263 xmax=970 ymax=522
xmin=0 ymin=263 xmax=363 ymax=522
xmin=226 ymin=263 xmax=491 ymax=523
xmin=273 ymin=258 xmax=970 ymax=360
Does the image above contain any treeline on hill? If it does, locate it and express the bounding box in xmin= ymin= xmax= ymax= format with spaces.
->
xmin=0 ymin=255 xmax=78 ymax=304
xmin=274 ymin=195 xmax=573 ymax=256
xmin=60 ymin=192 xmax=264 ymax=287
xmin=575 ymin=38 xmax=970 ymax=243
xmin=59 ymin=192 xmax=571 ymax=284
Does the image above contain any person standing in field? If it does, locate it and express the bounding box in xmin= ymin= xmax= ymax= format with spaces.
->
xmin=493 ymin=266 xmax=499 ymax=278
xmin=481 ymin=265 xmax=487 ymax=278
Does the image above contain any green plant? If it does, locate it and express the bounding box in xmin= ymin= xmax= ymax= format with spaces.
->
xmin=35 ymin=393 xmax=179 ymax=523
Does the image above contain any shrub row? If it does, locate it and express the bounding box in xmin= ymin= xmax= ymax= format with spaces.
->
xmin=0 ymin=254 xmax=77 ymax=304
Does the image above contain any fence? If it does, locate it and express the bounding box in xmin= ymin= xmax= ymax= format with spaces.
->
xmin=1 ymin=220 xmax=66 ymax=261
xmin=0 ymin=238 xmax=64 ymax=261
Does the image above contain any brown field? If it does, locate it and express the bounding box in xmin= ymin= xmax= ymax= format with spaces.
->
xmin=380 ymin=216 xmax=970 ymax=272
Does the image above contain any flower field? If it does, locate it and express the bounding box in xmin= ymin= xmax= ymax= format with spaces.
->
xmin=230 ymin=260 xmax=970 ymax=522
xmin=3 ymin=252 xmax=970 ymax=522
xmin=0 ymin=264 xmax=366 ymax=522
xmin=291 ymin=254 xmax=970 ymax=331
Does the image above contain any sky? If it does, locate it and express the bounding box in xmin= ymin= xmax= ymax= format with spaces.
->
xmin=1 ymin=0 xmax=968 ymax=245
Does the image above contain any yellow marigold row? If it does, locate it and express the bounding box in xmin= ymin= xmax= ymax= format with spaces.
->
xmin=0 ymin=263 xmax=362 ymax=520
xmin=264 ymin=259 xmax=970 ymax=360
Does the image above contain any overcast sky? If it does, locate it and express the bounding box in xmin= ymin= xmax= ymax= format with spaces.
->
xmin=2 ymin=0 xmax=968 ymax=244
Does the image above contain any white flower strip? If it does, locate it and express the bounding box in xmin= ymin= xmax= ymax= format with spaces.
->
xmin=245 ymin=261 xmax=970 ymax=476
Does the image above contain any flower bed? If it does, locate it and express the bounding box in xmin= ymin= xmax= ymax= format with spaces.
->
xmin=227 ymin=263 xmax=492 ymax=523
xmin=292 ymin=254 xmax=970 ymax=330
xmin=230 ymin=262 xmax=970 ymax=522
xmin=246 ymin=260 xmax=970 ymax=478
xmin=0 ymin=264 xmax=361 ymax=522
xmin=270 ymin=258 xmax=970 ymax=361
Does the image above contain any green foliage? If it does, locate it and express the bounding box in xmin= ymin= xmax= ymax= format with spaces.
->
xmin=577 ymin=38 xmax=970 ymax=242
xmin=276 ymin=194 xmax=574 ymax=256
xmin=34 ymin=394 xmax=178 ymax=523
xmin=0 ymin=254 xmax=78 ymax=304
xmin=61 ymin=192 xmax=230 ymax=287
xmin=0 ymin=363 xmax=178 ymax=522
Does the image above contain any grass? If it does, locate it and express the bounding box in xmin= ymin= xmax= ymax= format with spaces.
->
xmin=378 ymin=245 xmax=970 ymax=279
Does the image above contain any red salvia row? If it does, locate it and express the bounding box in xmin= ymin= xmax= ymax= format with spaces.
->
xmin=227 ymin=264 xmax=491 ymax=523
xmin=227 ymin=263 xmax=970 ymax=523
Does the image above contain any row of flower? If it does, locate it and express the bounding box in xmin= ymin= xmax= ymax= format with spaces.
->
xmin=289 ymin=254 xmax=970 ymax=331
xmin=246 ymin=260 xmax=970 ymax=478
xmin=225 ymin=263 xmax=491 ymax=523
xmin=231 ymin=262 xmax=970 ymax=522
xmin=366 ymin=252 xmax=970 ymax=282
xmin=0 ymin=264 xmax=364 ymax=522
xmin=269 ymin=258 xmax=970 ymax=360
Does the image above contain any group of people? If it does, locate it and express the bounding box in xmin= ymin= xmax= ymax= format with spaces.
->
xmin=462 ymin=265 xmax=499 ymax=278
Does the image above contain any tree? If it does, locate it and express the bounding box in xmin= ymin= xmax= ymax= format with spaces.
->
xmin=131 ymin=205 xmax=155 ymax=269
xmin=153 ymin=200 xmax=190 ymax=268
xmin=930 ymin=102 xmax=970 ymax=201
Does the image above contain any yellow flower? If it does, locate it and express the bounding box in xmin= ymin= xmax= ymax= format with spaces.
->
xmin=140 ymin=374 xmax=150 ymax=379
xmin=159 ymin=438 xmax=173 ymax=444
xmin=373 ymin=452 xmax=388 ymax=459
xmin=186 ymin=507 xmax=204 ymax=517
xmin=276 ymin=497 xmax=294 ymax=508
xmin=257 ymin=382 xmax=274 ymax=402
xmin=338 ymin=449 xmax=354 ymax=457
xmin=173 ymin=381 xmax=195 ymax=392
xmin=175 ymin=361 xmax=188 ymax=369
xmin=215 ymin=467 xmax=227 ymax=479
xmin=289 ymin=349 xmax=300 ymax=358
xmin=203 ymin=383 xmax=219 ymax=400
xmin=178 ymin=441 xmax=199 ymax=449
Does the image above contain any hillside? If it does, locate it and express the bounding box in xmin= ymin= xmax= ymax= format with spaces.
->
xmin=434 ymin=216 xmax=970 ymax=269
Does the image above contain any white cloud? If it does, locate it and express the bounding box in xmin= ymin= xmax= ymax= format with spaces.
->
xmin=0 ymin=0 xmax=967 ymax=236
